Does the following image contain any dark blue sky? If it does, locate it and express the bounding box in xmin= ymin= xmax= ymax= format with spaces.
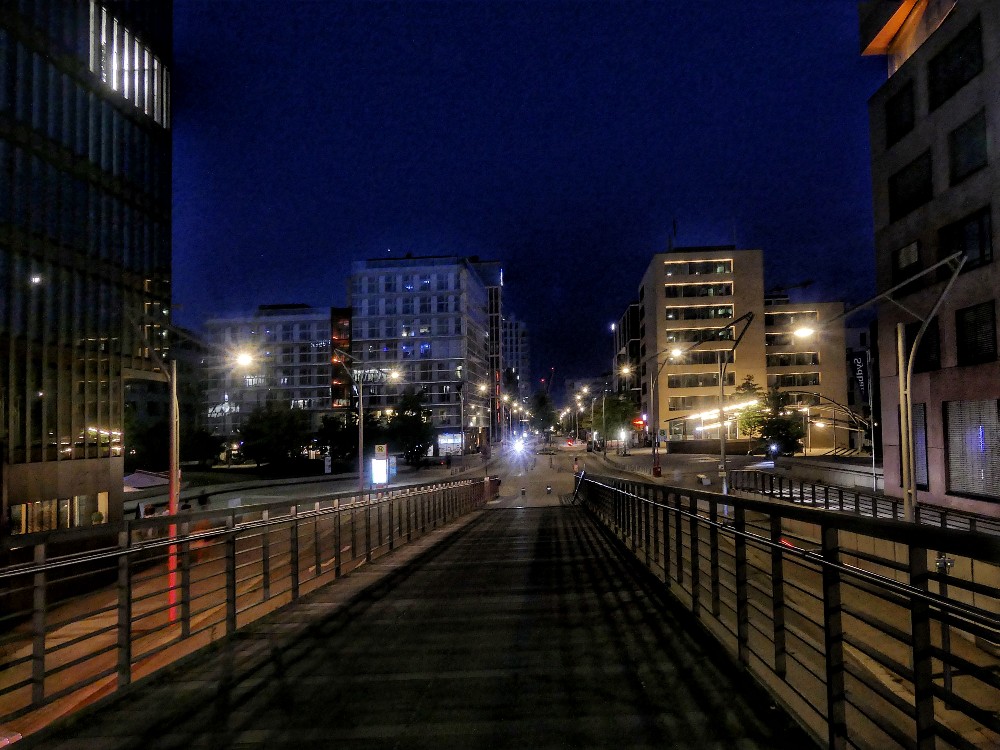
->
xmin=172 ymin=0 xmax=886 ymax=383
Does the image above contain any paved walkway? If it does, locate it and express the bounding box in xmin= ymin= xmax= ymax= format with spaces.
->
xmin=21 ymin=495 xmax=812 ymax=748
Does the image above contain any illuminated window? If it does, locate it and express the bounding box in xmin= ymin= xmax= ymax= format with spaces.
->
xmin=945 ymin=399 xmax=1000 ymax=500
xmin=90 ymin=2 xmax=170 ymax=127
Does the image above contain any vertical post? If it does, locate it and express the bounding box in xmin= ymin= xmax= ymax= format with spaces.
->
xmin=290 ymin=506 xmax=300 ymax=601
xmin=388 ymin=494 xmax=395 ymax=551
xmin=643 ymin=487 xmax=651 ymax=568
xmin=179 ymin=521 xmax=191 ymax=638
xmin=116 ymin=531 xmax=132 ymax=688
xmin=652 ymin=487 xmax=661 ymax=573
xmin=911 ymin=548 xmax=936 ymax=749
xmin=734 ymin=506 xmax=749 ymax=667
xmin=333 ymin=501 xmax=341 ymax=578
xmin=31 ymin=543 xmax=46 ymax=705
xmin=225 ymin=516 xmax=237 ymax=634
xmin=718 ymin=350 xmax=728 ymax=495
xmin=770 ymin=515 xmax=787 ymax=677
xmin=313 ymin=501 xmax=322 ymax=576
xmin=897 ymin=323 xmax=914 ymax=523
xmin=821 ymin=525 xmax=847 ymax=749
xmin=168 ymin=359 xmax=179 ymax=621
xmin=262 ymin=508 xmax=272 ymax=595
xmin=689 ymin=494 xmax=700 ymax=615
xmin=709 ymin=501 xmax=720 ymax=617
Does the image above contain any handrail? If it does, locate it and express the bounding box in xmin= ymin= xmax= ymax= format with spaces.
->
xmin=574 ymin=471 xmax=1000 ymax=749
xmin=580 ymin=475 xmax=999 ymax=632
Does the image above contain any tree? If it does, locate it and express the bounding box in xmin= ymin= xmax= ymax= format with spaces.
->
xmin=181 ymin=426 xmax=223 ymax=468
xmin=388 ymin=388 xmax=435 ymax=465
xmin=240 ymin=401 xmax=311 ymax=467
xmin=733 ymin=375 xmax=766 ymax=446
xmin=529 ymin=391 xmax=558 ymax=434
xmin=592 ymin=394 xmax=639 ymax=442
xmin=758 ymin=387 xmax=805 ymax=456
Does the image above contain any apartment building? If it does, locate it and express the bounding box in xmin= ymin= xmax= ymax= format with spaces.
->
xmin=201 ymin=305 xmax=334 ymax=442
xmin=348 ymin=255 xmax=498 ymax=455
xmin=1 ymin=2 xmax=172 ymax=543
xmin=638 ymin=246 xmax=848 ymax=449
xmin=861 ymin=0 xmax=999 ymax=515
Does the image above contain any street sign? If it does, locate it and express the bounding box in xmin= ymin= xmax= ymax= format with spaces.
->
xmin=375 ymin=444 xmax=387 ymax=459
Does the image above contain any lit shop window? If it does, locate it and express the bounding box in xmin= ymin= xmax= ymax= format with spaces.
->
xmin=90 ymin=2 xmax=170 ymax=127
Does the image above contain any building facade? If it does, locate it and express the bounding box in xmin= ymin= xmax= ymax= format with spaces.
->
xmin=501 ymin=314 xmax=531 ymax=401
xmin=638 ymin=246 xmax=849 ymax=449
xmin=201 ymin=305 xmax=334 ymax=448
xmin=861 ymin=0 xmax=999 ymax=515
xmin=1 ymin=2 xmax=172 ymax=543
xmin=348 ymin=255 xmax=497 ymax=455
xmin=612 ymin=303 xmax=641 ymax=406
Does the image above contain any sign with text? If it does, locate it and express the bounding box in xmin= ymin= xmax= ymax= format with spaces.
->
xmin=375 ymin=444 xmax=388 ymax=459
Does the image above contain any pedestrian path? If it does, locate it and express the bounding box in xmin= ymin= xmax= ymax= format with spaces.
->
xmin=21 ymin=506 xmax=812 ymax=749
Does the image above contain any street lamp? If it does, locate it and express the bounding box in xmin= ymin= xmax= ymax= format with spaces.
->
xmin=654 ymin=312 xmax=754 ymax=495
xmin=791 ymin=251 xmax=965 ymax=520
xmin=334 ymin=349 xmax=400 ymax=500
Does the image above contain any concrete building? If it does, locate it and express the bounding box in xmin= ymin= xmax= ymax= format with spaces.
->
xmin=201 ymin=305 xmax=334 ymax=447
xmin=1 ymin=2 xmax=173 ymax=543
xmin=348 ymin=255 xmax=499 ymax=455
xmin=501 ymin=314 xmax=531 ymax=401
xmin=861 ymin=0 xmax=999 ymax=516
xmin=638 ymin=246 xmax=849 ymax=449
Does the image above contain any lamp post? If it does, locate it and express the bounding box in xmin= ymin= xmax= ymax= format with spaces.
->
xmin=334 ymin=349 xmax=400 ymax=500
xmin=655 ymin=312 xmax=754 ymax=495
xmin=791 ymin=251 xmax=964 ymax=519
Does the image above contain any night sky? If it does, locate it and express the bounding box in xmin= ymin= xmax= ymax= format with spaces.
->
xmin=171 ymin=0 xmax=886 ymax=386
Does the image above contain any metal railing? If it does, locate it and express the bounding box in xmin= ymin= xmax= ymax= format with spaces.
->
xmin=575 ymin=471 xmax=1000 ymax=750
xmin=730 ymin=469 xmax=1000 ymax=536
xmin=0 ymin=477 xmax=495 ymax=736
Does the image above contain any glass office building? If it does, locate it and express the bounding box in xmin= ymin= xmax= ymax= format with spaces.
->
xmin=0 ymin=1 xmax=172 ymax=544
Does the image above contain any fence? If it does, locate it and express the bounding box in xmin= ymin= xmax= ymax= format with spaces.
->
xmin=730 ymin=469 xmax=1000 ymax=537
xmin=0 ymin=477 xmax=495 ymax=736
xmin=575 ymin=472 xmax=1000 ymax=750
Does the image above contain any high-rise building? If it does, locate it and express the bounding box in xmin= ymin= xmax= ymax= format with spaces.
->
xmin=501 ymin=314 xmax=531 ymax=400
xmin=1 ymin=2 xmax=173 ymax=543
xmin=638 ymin=246 xmax=849 ymax=448
xmin=861 ymin=0 xmax=998 ymax=516
xmin=349 ymin=255 xmax=499 ymax=454
xmin=201 ymin=305 xmax=334 ymax=444
xmin=612 ymin=303 xmax=641 ymax=405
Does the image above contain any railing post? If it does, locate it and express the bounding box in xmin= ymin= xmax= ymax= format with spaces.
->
xmin=821 ymin=524 xmax=847 ymax=749
xmin=631 ymin=484 xmax=639 ymax=552
xmin=709 ymin=501 xmax=720 ymax=617
xmin=909 ymin=546 xmax=936 ymax=750
xmin=314 ymin=501 xmax=322 ymax=576
xmin=689 ymin=493 xmax=700 ymax=615
xmin=366 ymin=494 xmax=373 ymax=563
xmin=225 ymin=515 xmax=237 ymax=635
xmin=31 ymin=542 xmax=46 ymax=705
xmin=652 ymin=487 xmax=661 ymax=573
xmin=262 ymin=508 xmax=273 ymax=595
xmin=116 ymin=531 xmax=131 ymax=689
xmin=643 ymin=486 xmax=651 ymax=568
xmin=290 ymin=506 xmax=300 ymax=600
xmin=674 ymin=492 xmax=683 ymax=586
xmin=333 ymin=502 xmax=342 ymax=578
xmin=388 ymin=494 xmax=395 ymax=551
xmin=734 ymin=506 xmax=749 ymax=667
xmin=406 ymin=493 xmax=412 ymax=542
xmin=179 ymin=521 xmax=191 ymax=637
xmin=769 ymin=515 xmax=787 ymax=678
